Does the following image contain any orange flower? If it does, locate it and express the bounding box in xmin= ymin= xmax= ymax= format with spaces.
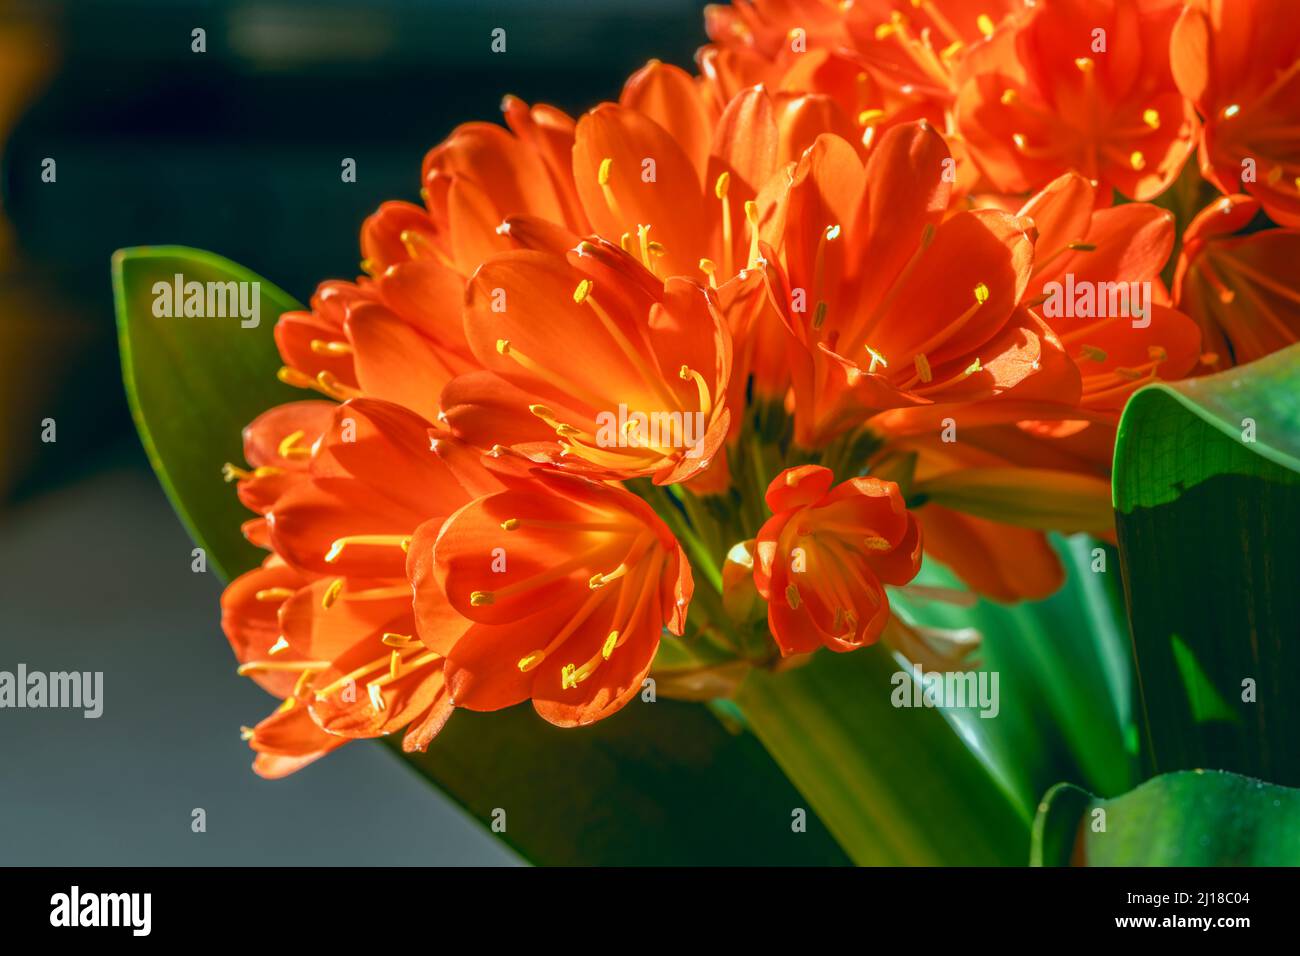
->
xmin=1016 ymin=171 xmax=1203 ymax=412
xmin=956 ymin=0 xmax=1197 ymax=200
xmin=407 ymin=468 xmax=692 ymax=726
xmin=221 ymin=398 xmax=504 ymax=776
xmin=273 ymin=97 xmax=585 ymax=422
xmin=1174 ymin=194 xmax=1300 ymax=365
xmin=443 ymin=238 xmax=731 ymax=484
xmin=1171 ymin=0 xmax=1300 ymax=228
xmin=767 ymin=121 xmax=1073 ymax=447
xmin=754 ymin=465 xmax=922 ymax=654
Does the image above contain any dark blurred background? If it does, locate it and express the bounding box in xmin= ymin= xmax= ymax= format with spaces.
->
xmin=0 ymin=0 xmax=709 ymax=865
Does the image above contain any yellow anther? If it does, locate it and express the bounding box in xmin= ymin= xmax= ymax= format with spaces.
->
xmin=324 ymin=534 xmax=410 ymax=563
xmin=1223 ymin=104 xmax=1240 ymax=119
xmin=914 ymin=353 xmax=933 ymax=384
xmin=322 ymin=578 xmax=345 ymax=609
xmin=517 ymin=652 xmax=544 ymax=673
xmin=1074 ymin=57 xmax=1094 ymax=71
xmin=470 ymin=591 xmax=495 ymax=606
xmin=699 ymin=258 xmax=717 ymax=275
xmin=309 ymin=339 xmax=352 ymax=356
xmin=744 ymin=200 xmax=758 ymax=224
xmin=865 ymin=345 xmax=888 ymax=373
xmin=240 ymin=726 xmax=256 ymax=741
xmin=255 ymin=587 xmax=295 ymax=603
xmin=501 ymin=518 xmax=521 ymax=531
xmin=785 ymin=583 xmax=802 ymax=610
xmin=1000 ymin=89 xmax=1018 ymax=106
xmin=1142 ymin=108 xmax=1161 ymax=130
xmin=940 ymin=40 xmax=963 ymax=60
xmin=858 ymin=108 xmax=885 ymax=125
xmin=964 ymin=357 xmax=983 ymax=375
xmin=495 ymin=338 xmax=511 ymax=355
xmin=977 ymin=13 xmax=995 ymax=36
xmin=598 ymin=157 xmax=613 ymax=185
xmin=974 ymin=282 xmax=990 ymax=305
xmin=277 ymin=429 xmax=308 ymax=460
xmin=573 ymin=278 xmax=593 ymax=304
xmin=1130 ymin=151 xmax=1146 ymax=171
xmin=714 ymin=170 xmax=731 ymax=199
xmin=1012 ymin=133 xmax=1028 ymax=151
xmin=863 ymin=534 xmax=892 ymax=551
xmin=602 ymin=631 xmax=619 ymax=660
xmin=561 ymin=663 xmax=579 ymax=689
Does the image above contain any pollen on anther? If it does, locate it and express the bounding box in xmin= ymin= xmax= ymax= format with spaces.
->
xmin=602 ymin=631 xmax=619 ymax=659
xmin=598 ymin=157 xmax=613 ymax=186
xmin=1142 ymin=108 xmax=1161 ymax=130
xmin=501 ymin=518 xmax=520 ymax=531
xmin=495 ymin=338 xmax=511 ymax=355
xmin=714 ymin=170 xmax=731 ymax=199
xmin=470 ymin=590 xmax=495 ymax=606
xmin=322 ymin=578 xmax=344 ymax=610
xmin=977 ymin=13 xmax=995 ymax=36
xmin=1130 ymin=151 xmax=1146 ymax=171
xmin=573 ymin=279 xmax=593 ymax=304
xmin=974 ymin=282 xmax=990 ymax=304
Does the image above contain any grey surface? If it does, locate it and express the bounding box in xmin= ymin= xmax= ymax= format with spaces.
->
xmin=0 ymin=459 xmax=518 ymax=865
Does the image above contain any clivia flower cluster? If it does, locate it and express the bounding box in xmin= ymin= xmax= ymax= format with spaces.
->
xmin=221 ymin=0 xmax=1300 ymax=776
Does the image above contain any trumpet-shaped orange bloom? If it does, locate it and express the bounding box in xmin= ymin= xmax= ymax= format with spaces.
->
xmin=1171 ymin=0 xmax=1300 ymax=228
xmin=1016 ymin=172 xmax=1202 ymax=412
xmin=1174 ymin=194 xmax=1300 ymax=365
xmin=407 ymin=469 xmax=692 ymax=726
xmin=754 ymin=465 xmax=922 ymax=654
xmin=273 ymin=97 xmax=587 ymax=423
xmin=443 ymin=238 xmax=731 ymax=484
xmin=767 ymin=121 xmax=1073 ymax=447
xmin=221 ymin=398 xmax=504 ymax=776
xmin=957 ymin=0 xmax=1197 ymax=201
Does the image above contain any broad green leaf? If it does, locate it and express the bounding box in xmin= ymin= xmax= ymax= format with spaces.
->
xmin=113 ymin=246 xmax=303 ymax=580
xmin=1113 ymin=343 xmax=1300 ymax=786
xmin=735 ymin=643 xmax=1029 ymax=865
xmin=893 ymin=537 xmax=1139 ymax=819
xmin=114 ymin=246 xmax=850 ymax=866
xmin=1032 ymin=770 xmax=1300 ymax=865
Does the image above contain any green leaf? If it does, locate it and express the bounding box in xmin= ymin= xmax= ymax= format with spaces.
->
xmin=114 ymin=246 xmax=304 ymax=580
xmin=735 ymin=644 xmax=1030 ymax=865
xmin=114 ymin=246 xmax=850 ymax=866
xmin=1113 ymin=342 xmax=1300 ymax=785
xmin=1032 ymin=770 xmax=1300 ymax=865
xmin=891 ymin=537 xmax=1139 ymax=819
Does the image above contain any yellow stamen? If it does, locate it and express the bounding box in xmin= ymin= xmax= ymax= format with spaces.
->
xmin=322 ymin=578 xmax=345 ymax=609
xmin=865 ymin=345 xmax=888 ymax=374
xmin=914 ymin=353 xmax=933 ymax=384
xmin=517 ymin=651 xmax=544 ymax=672
xmin=382 ymin=632 xmax=416 ymax=648
xmin=277 ymin=429 xmax=309 ymax=460
xmin=680 ymin=364 xmax=713 ymax=418
xmin=309 ymin=339 xmax=352 ymax=356
xmin=977 ymin=13 xmax=995 ymax=36
xmin=255 ymin=587 xmax=294 ymax=603
xmin=1130 ymin=151 xmax=1146 ymax=171
xmin=324 ymin=535 xmax=410 ymax=563
xmin=1142 ymin=108 xmax=1161 ymax=130
xmin=470 ymin=591 xmax=495 ymax=606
